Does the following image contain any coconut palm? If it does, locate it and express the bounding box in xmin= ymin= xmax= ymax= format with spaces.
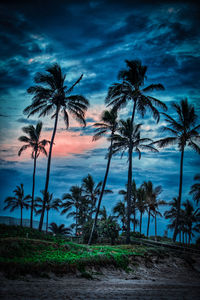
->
xmin=49 ymin=222 xmax=72 ymax=236
xmin=88 ymin=109 xmax=118 ymax=244
xmin=24 ymin=63 xmax=89 ymax=231
xmin=61 ymin=186 xmax=85 ymax=236
xmin=35 ymin=191 xmax=61 ymax=233
xmin=82 ymin=174 xmax=112 ymax=221
xmin=181 ymin=200 xmax=200 ymax=245
xmin=136 ymin=186 xmax=147 ymax=234
xmin=190 ymin=174 xmax=200 ymax=205
xmin=118 ymin=180 xmax=138 ymax=232
xmin=99 ymin=206 xmax=108 ymax=221
xmin=18 ymin=122 xmax=50 ymax=228
xmin=106 ymin=59 xmax=166 ymax=123
xmin=113 ymin=200 xmax=127 ymax=231
xmin=153 ymin=99 xmax=200 ymax=241
xmin=4 ymin=184 xmax=31 ymax=226
xmin=112 ymin=120 xmax=158 ymax=243
xmin=141 ymin=181 xmax=163 ymax=238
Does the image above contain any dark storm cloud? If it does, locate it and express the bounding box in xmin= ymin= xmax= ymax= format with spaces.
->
xmin=16 ymin=117 xmax=38 ymax=124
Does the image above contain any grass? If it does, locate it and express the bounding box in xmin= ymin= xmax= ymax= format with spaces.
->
xmin=0 ymin=224 xmax=151 ymax=278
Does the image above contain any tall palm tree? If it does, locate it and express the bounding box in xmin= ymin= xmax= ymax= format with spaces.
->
xmin=35 ymin=191 xmax=61 ymax=232
xmin=24 ymin=63 xmax=89 ymax=231
xmin=88 ymin=109 xmax=118 ymax=244
xmin=136 ymin=186 xmax=147 ymax=234
xmin=4 ymin=184 xmax=31 ymax=226
xmin=61 ymin=186 xmax=84 ymax=236
xmin=113 ymin=200 xmax=127 ymax=231
xmin=153 ymin=99 xmax=200 ymax=241
xmin=106 ymin=59 xmax=166 ymax=123
xmin=49 ymin=222 xmax=72 ymax=236
xmin=190 ymin=174 xmax=200 ymax=205
xmin=18 ymin=122 xmax=50 ymax=228
xmin=112 ymin=120 xmax=158 ymax=243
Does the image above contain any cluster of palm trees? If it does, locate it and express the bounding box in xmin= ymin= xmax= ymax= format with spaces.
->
xmin=3 ymin=60 xmax=200 ymax=244
xmin=113 ymin=180 xmax=165 ymax=240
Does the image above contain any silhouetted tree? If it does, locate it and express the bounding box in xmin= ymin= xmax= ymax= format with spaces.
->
xmin=24 ymin=63 xmax=89 ymax=231
xmin=18 ymin=122 xmax=50 ymax=228
xmin=153 ymin=99 xmax=200 ymax=241
xmin=88 ymin=109 xmax=117 ymax=244
xmin=4 ymin=184 xmax=31 ymax=226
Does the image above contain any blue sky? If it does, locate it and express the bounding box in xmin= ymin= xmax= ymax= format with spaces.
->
xmin=0 ymin=0 xmax=199 ymax=238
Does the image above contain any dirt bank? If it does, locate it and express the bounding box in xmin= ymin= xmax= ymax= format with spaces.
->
xmin=0 ymin=254 xmax=200 ymax=300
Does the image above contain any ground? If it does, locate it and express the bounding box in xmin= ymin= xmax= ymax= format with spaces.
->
xmin=1 ymin=255 xmax=200 ymax=300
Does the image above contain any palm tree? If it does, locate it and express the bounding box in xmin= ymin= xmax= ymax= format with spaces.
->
xmin=118 ymin=180 xmax=138 ymax=232
xmin=136 ymin=186 xmax=147 ymax=234
xmin=18 ymin=122 xmax=50 ymax=228
xmin=24 ymin=63 xmax=89 ymax=231
xmin=49 ymin=222 xmax=72 ymax=236
xmin=61 ymin=186 xmax=84 ymax=236
xmin=181 ymin=200 xmax=200 ymax=245
xmin=106 ymin=59 xmax=166 ymax=124
xmin=190 ymin=174 xmax=200 ymax=204
xmin=141 ymin=181 xmax=163 ymax=238
xmin=112 ymin=120 xmax=158 ymax=243
xmin=4 ymin=184 xmax=31 ymax=226
xmin=99 ymin=206 xmax=108 ymax=221
xmin=153 ymin=99 xmax=200 ymax=242
xmin=88 ymin=109 xmax=118 ymax=244
xmin=82 ymin=174 xmax=112 ymax=220
xmin=35 ymin=191 xmax=61 ymax=233
xmin=113 ymin=200 xmax=127 ymax=231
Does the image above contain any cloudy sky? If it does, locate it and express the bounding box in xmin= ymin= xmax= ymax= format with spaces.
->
xmin=0 ymin=0 xmax=199 ymax=237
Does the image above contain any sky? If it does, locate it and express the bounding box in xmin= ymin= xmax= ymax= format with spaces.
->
xmin=0 ymin=0 xmax=200 ymax=238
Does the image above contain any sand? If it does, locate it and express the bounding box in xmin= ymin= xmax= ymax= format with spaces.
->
xmin=0 ymin=255 xmax=200 ymax=299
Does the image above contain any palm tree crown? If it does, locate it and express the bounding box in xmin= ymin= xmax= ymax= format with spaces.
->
xmin=24 ymin=63 xmax=89 ymax=127
xmin=190 ymin=174 xmax=200 ymax=204
xmin=18 ymin=122 xmax=50 ymax=158
xmin=4 ymin=184 xmax=31 ymax=226
xmin=106 ymin=59 xmax=166 ymax=123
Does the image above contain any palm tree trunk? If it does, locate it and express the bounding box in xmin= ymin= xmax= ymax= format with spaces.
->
xmin=155 ymin=214 xmax=157 ymax=241
xmin=76 ymin=206 xmax=78 ymax=236
xmin=88 ymin=138 xmax=113 ymax=245
xmin=173 ymin=147 xmax=184 ymax=242
xmin=133 ymin=196 xmax=136 ymax=232
xmin=131 ymin=100 xmax=137 ymax=123
xmin=30 ymin=151 xmax=37 ymax=228
xmin=39 ymin=106 xmax=60 ymax=231
xmin=20 ymin=206 xmax=23 ymax=227
xmin=126 ymin=146 xmax=133 ymax=244
xmin=147 ymin=209 xmax=150 ymax=237
xmin=140 ymin=212 xmax=142 ymax=234
xmin=46 ymin=210 xmax=49 ymax=233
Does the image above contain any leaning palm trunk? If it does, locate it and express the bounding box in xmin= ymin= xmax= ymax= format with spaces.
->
xmin=39 ymin=106 xmax=60 ymax=231
xmin=126 ymin=146 xmax=133 ymax=244
xmin=147 ymin=209 xmax=150 ymax=237
xmin=30 ymin=151 xmax=37 ymax=228
xmin=173 ymin=148 xmax=184 ymax=242
xmin=76 ymin=206 xmax=78 ymax=236
xmin=88 ymin=139 xmax=113 ymax=245
xmin=133 ymin=196 xmax=136 ymax=232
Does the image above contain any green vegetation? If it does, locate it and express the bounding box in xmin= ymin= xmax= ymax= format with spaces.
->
xmin=0 ymin=224 xmax=149 ymax=278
